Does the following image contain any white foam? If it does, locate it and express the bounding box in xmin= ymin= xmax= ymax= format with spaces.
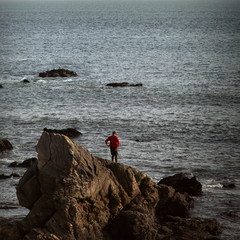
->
xmin=37 ymin=79 xmax=47 ymax=83
xmin=63 ymin=78 xmax=73 ymax=82
xmin=203 ymin=183 xmax=223 ymax=189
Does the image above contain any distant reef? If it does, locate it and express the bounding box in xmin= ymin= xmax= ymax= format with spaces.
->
xmin=0 ymin=131 xmax=222 ymax=240
xmin=106 ymin=82 xmax=143 ymax=87
xmin=39 ymin=68 xmax=77 ymax=78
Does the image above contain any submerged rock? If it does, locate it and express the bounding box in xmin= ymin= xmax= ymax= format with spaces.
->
xmin=22 ymin=79 xmax=30 ymax=83
xmin=0 ymin=139 xmax=13 ymax=153
xmin=0 ymin=173 xmax=20 ymax=180
xmin=39 ymin=68 xmax=77 ymax=78
xmin=222 ymin=183 xmax=236 ymax=188
xmin=8 ymin=158 xmax=37 ymax=168
xmin=43 ymin=127 xmax=82 ymax=138
xmin=0 ymin=84 xmax=3 ymax=88
xmin=106 ymin=82 xmax=143 ymax=87
xmin=0 ymin=132 xmax=222 ymax=240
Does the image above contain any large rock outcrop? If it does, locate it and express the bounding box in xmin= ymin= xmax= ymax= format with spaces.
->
xmin=0 ymin=132 xmax=222 ymax=240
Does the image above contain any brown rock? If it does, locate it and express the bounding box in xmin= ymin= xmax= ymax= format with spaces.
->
xmin=0 ymin=139 xmax=13 ymax=152
xmin=158 ymin=172 xmax=202 ymax=196
xmin=0 ymin=132 xmax=223 ymax=240
xmin=156 ymin=185 xmax=194 ymax=218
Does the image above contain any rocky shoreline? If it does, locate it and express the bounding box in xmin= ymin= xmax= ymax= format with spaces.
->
xmin=0 ymin=131 xmax=223 ymax=240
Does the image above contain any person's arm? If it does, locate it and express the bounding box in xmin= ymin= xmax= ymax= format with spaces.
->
xmin=116 ymin=137 xmax=120 ymax=147
xmin=105 ymin=137 xmax=110 ymax=146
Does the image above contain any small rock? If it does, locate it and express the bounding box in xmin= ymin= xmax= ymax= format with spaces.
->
xmin=0 ymin=84 xmax=3 ymax=88
xmin=0 ymin=139 xmax=13 ymax=153
xmin=11 ymin=173 xmax=21 ymax=178
xmin=0 ymin=173 xmax=20 ymax=180
xmin=43 ymin=128 xmax=82 ymax=138
xmin=9 ymin=158 xmax=37 ymax=168
xmin=223 ymin=183 xmax=236 ymax=188
xmin=106 ymin=82 xmax=143 ymax=87
xmin=222 ymin=210 xmax=238 ymax=217
xmin=22 ymin=79 xmax=30 ymax=83
xmin=0 ymin=174 xmax=10 ymax=180
xmin=158 ymin=172 xmax=202 ymax=196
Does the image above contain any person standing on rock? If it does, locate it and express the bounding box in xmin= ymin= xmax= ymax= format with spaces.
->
xmin=105 ymin=131 xmax=120 ymax=162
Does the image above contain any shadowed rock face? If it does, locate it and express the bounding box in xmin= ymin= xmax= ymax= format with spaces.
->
xmin=0 ymin=132 xmax=222 ymax=240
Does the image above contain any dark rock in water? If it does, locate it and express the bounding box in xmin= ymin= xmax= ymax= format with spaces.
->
xmin=0 ymin=205 xmax=19 ymax=210
xmin=43 ymin=128 xmax=82 ymax=138
xmin=0 ymin=139 xmax=13 ymax=153
xmin=204 ymin=237 xmax=223 ymax=240
xmin=0 ymin=84 xmax=3 ymax=88
xmin=222 ymin=210 xmax=238 ymax=218
xmin=39 ymin=68 xmax=77 ymax=78
xmin=11 ymin=173 xmax=20 ymax=178
xmin=0 ymin=132 xmax=222 ymax=240
xmin=9 ymin=158 xmax=37 ymax=168
xmin=22 ymin=79 xmax=30 ymax=83
xmin=0 ymin=173 xmax=20 ymax=180
xmin=106 ymin=82 xmax=143 ymax=87
xmin=0 ymin=174 xmax=10 ymax=180
xmin=158 ymin=172 xmax=202 ymax=196
xmin=223 ymin=183 xmax=236 ymax=188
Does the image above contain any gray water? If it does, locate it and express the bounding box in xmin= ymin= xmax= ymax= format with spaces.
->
xmin=0 ymin=1 xmax=240 ymax=239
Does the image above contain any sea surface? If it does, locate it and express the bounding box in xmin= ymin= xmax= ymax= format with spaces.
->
xmin=0 ymin=0 xmax=240 ymax=239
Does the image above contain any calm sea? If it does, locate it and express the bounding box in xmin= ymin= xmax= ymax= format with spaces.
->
xmin=0 ymin=0 xmax=240 ymax=239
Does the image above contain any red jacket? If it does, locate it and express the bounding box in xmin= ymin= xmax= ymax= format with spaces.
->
xmin=105 ymin=135 xmax=120 ymax=149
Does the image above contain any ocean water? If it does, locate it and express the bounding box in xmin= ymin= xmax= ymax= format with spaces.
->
xmin=0 ymin=0 xmax=240 ymax=239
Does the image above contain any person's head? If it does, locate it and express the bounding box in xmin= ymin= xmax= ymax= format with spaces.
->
xmin=112 ymin=131 xmax=116 ymax=135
